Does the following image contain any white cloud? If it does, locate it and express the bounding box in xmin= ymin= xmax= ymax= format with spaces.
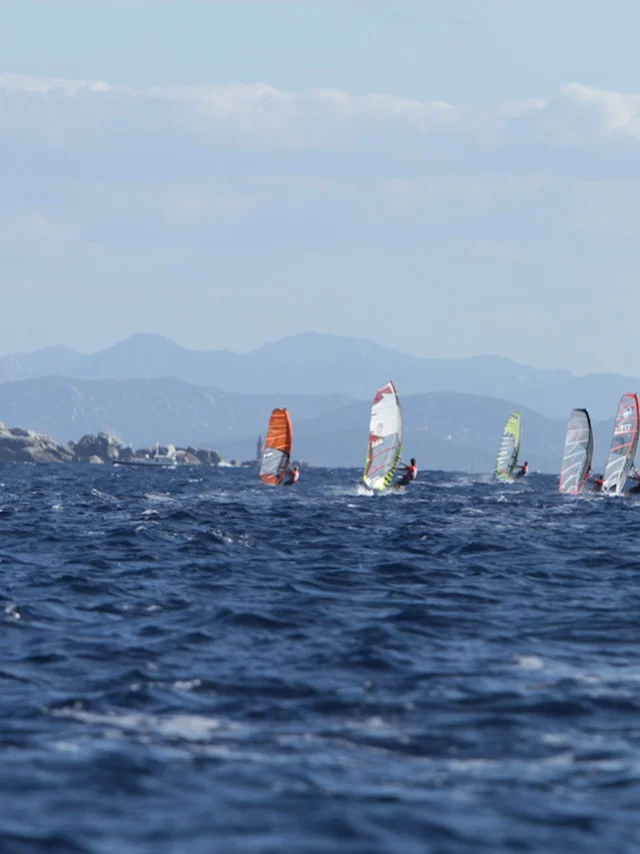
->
xmin=2 ymin=72 xmax=640 ymax=256
xmin=560 ymin=83 xmax=640 ymax=138
xmin=1 ymin=72 xmax=639 ymax=147
xmin=0 ymin=72 xmax=605 ymax=156
xmin=1 ymin=72 xmax=639 ymax=196
xmin=0 ymin=73 xmax=117 ymax=96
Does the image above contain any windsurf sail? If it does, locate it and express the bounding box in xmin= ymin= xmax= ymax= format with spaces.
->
xmin=559 ymin=408 xmax=593 ymax=495
xmin=495 ymin=412 xmax=522 ymax=481
xmin=259 ymin=408 xmax=293 ymax=486
xmin=602 ymin=393 xmax=639 ymax=494
xmin=363 ymin=381 xmax=403 ymax=491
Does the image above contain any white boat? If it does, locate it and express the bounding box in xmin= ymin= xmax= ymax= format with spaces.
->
xmin=116 ymin=443 xmax=178 ymax=468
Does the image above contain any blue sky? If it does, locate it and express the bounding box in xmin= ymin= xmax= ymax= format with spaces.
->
xmin=2 ymin=0 xmax=640 ymax=373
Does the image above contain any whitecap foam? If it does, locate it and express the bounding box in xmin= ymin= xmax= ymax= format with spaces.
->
xmin=514 ymin=655 xmax=544 ymax=670
xmin=355 ymin=484 xmax=374 ymax=497
xmin=4 ymin=603 xmax=20 ymax=620
xmin=144 ymin=492 xmax=173 ymax=503
xmin=51 ymin=707 xmax=243 ymax=742
xmin=91 ymin=488 xmax=117 ymax=502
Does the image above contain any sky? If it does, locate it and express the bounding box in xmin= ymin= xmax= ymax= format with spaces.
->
xmin=2 ymin=0 xmax=640 ymax=373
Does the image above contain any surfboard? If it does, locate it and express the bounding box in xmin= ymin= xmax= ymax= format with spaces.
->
xmin=259 ymin=408 xmax=293 ymax=486
xmin=362 ymin=381 xmax=403 ymax=491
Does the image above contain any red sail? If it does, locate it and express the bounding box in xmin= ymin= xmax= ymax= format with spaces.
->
xmin=259 ymin=409 xmax=293 ymax=486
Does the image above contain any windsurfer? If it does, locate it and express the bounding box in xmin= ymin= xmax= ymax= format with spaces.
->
xmin=283 ymin=465 xmax=300 ymax=486
xmin=590 ymin=472 xmax=604 ymax=492
xmin=395 ymin=458 xmax=418 ymax=488
xmin=512 ymin=461 xmax=529 ymax=479
xmin=625 ymin=469 xmax=640 ymax=495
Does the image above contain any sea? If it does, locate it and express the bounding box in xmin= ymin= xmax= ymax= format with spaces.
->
xmin=2 ymin=462 xmax=640 ymax=854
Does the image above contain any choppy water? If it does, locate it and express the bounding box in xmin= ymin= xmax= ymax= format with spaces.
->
xmin=2 ymin=464 xmax=640 ymax=853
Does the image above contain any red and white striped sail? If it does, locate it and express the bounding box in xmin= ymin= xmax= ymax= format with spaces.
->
xmin=603 ymin=393 xmax=639 ymax=495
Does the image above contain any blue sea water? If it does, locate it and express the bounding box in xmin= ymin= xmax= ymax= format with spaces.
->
xmin=2 ymin=463 xmax=640 ymax=853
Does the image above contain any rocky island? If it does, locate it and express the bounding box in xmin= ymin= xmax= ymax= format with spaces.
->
xmin=0 ymin=423 xmax=226 ymax=466
xmin=0 ymin=422 xmax=75 ymax=463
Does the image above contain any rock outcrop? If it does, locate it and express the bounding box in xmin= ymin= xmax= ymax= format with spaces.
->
xmin=0 ymin=422 xmax=225 ymax=466
xmin=0 ymin=422 xmax=74 ymax=463
xmin=69 ymin=432 xmax=122 ymax=462
xmin=188 ymin=447 xmax=223 ymax=466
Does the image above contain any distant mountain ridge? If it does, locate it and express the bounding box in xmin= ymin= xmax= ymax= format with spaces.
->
xmin=0 ymin=375 xmax=351 ymax=451
xmin=219 ymin=393 xmax=615 ymax=474
xmin=0 ymin=331 xmax=637 ymax=421
xmin=0 ymin=375 xmax=616 ymax=473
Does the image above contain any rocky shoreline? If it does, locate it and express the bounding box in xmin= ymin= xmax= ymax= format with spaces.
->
xmin=0 ymin=423 xmax=231 ymax=466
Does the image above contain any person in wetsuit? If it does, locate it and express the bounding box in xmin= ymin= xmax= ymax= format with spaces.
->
xmin=590 ymin=473 xmax=604 ymax=493
xmin=626 ymin=468 xmax=640 ymax=495
xmin=395 ymin=458 xmax=418 ymax=488
xmin=512 ymin=461 xmax=529 ymax=479
xmin=283 ymin=464 xmax=300 ymax=486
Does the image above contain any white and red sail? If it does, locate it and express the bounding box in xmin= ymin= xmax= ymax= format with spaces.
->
xmin=362 ymin=382 xmax=403 ymax=491
xmin=603 ymin=393 xmax=639 ymax=494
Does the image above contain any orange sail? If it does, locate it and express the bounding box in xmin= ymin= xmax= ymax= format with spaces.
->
xmin=259 ymin=408 xmax=293 ymax=486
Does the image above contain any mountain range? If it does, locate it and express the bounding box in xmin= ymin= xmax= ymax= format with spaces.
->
xmin=0 ymin=332 xmax=637 ymax=422
xmin=0 ymin=374 xmax=616 ymax=473
xmin=0 ymin=376 xmax=349 ymax=453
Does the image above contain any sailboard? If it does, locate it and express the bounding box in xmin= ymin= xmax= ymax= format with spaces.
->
xmin=495 ymin=412 xmax=522 ymax=482
xmin=602 ymin=393 xmax=639 ymax=495
xmin=363 ymin=381 xmax=403 ymax=491
xmin=259 ymin=408 xmax=293 ymax=486
xmin=558 ymin=408 xmax=593 ymax=495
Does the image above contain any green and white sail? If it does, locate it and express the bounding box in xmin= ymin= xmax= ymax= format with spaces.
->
xmin=495 ymin=412 xmax=521 ymax=482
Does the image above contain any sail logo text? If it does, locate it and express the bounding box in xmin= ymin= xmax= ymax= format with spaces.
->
xmin=615 ymin=421 xmax=633 ymax=435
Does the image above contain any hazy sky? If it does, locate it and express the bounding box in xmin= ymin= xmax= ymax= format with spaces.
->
xmin=2 ymin=0 xmax=640 ymax=373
